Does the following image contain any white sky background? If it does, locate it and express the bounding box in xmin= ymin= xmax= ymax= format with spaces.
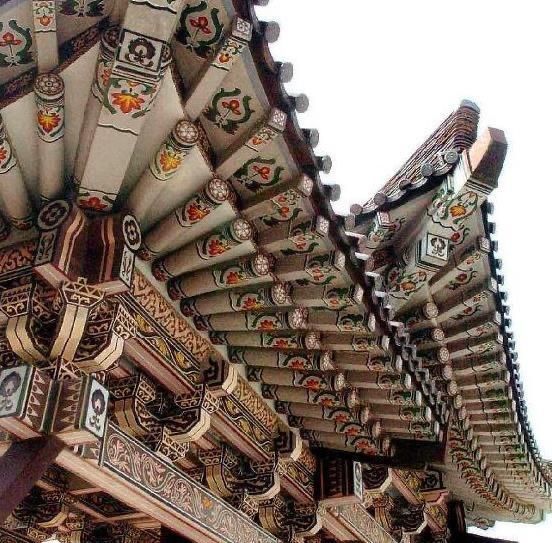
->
xmin=258 ymin=1 xmax=552 ymax=541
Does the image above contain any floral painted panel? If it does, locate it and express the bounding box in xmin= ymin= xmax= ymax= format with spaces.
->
xmin=0 ymin=2 xmax=36 ymax=86
xmin=176 ymin=1 xmax=227 ymax=59
xmin=102 ymin=423 xmax=278 ymax=543
xmin=200 ymin=56 xmax=266 ymax=155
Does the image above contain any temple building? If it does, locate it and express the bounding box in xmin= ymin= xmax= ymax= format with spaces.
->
xmin=0 ymin=1 xmax=548 ymax=543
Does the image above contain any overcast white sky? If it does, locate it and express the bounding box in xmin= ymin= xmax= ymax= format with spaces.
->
xmin=259 ymin=1 xmax=552 ymax=540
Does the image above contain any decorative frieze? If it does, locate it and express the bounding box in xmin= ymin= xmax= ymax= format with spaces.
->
xmin=101 ymin=423 xmax=279 ymax=543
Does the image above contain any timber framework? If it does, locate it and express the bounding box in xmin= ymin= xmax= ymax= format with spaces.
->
xmin=0 ymin=2 xmax=548 ymax=543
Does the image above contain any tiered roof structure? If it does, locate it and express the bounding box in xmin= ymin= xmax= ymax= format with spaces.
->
xmin=0 ymin=1 xmax=548 ymax=543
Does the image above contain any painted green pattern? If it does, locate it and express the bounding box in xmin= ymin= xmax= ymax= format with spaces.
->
xmin=177 ymin=1 xmax=224 ymax=58
xmin=204 ymin=87 xmax=254 ymax=135
xmin=0 ymin=20 xmax=33 ymax=68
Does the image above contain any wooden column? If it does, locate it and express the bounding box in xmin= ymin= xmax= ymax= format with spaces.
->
xmin=0 ymin=436 xmax=64 ymax=522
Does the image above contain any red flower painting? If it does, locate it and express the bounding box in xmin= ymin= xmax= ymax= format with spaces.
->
xmin=258 ymin=319 xmax=277 ymax=331
xmin=272 ymin=339 xmax=291 ymax=349
xmin=190 ymin=16 xmax=211 ymax=34
xmin=37 ymin=110 xmax=61 ymax=133
xmin=207 ymin=238 xmax=228 ymax=256
xmin=0 ymin=32 xmax=22 ymax=47
xmin=186 ymin=203 xmax=209 ymax=222
xmin=289 ymin=359 xmax=306 ymax=370
xmin=79 ymin=196 xmax=108 ymax=211
xmin=111 ymin=91 xmax=145 ymax=114
xmin=304 ymin=378 xmax=321 ymax=391
xmin=221 ymin=99 xmax=241 ymax=116
xmin=241 ymin=297 xmax=262 ymax=311
xmin=252 ymin=165 xmax=271 ymax=180
xmin=225 ymin=271 xmax=243 ymax=285
xmin=159 ymin=150 xmax=182 ymax=172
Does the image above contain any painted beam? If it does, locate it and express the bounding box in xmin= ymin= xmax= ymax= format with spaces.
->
xmin=57 ymin=424 xmax=279 ymax=543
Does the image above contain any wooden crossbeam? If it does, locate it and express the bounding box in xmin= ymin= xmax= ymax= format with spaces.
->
xmin=0 ymin=436 xmax=64 ymax=522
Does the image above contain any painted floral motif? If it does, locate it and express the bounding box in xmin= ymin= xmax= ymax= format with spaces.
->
xmin=104 ymin=426 xmax=277 ymax=543
xmin=366 ymin=358 xmax=387 ymax=371
xmin=467 ymin=322 xmax=495 ymax=337
xmin=104 ymin=78 xmax=156 ymax=118
xmin=0 ymin=133 xmax=15 ymax=174
xmin=449 ymin=227 xmax=470 ymax=246
xmin=0 ymin=20 xmax=33 ymax=67
xmin=37 ymin=108 xmax=61 ymax=134
xmin=171 ymin=194 xmax=213 ymax=228
xmin=215 ymin=269 xmax=245 ymax=287
xmin=213 ymin=260 xmax=258 ymax=288
xmin=322 ymin=288 xmax=352 ymax=309
xmin=450 ymin=303 xmax=483 ymax=321
xmin=330 ymin=409 xmax=353 ymax=423
xmin=78 ymin=193 xmax=111 ymax=211
xmin=159 ymin=149 xmax=182 ymax=172
xmin=122 ymin=215 xmax=141 ymax=250
xmin=315 ymin=395 xmax=337 ymax=408
xmin=299 ymin=254 xmax=336 ymax=286
xmin=399 ymin=407 xmax=423 ymax=422
xmin=111 ymin=90 xmax=145 ymax=114
xmin=246 ymin=125 xmax=280 ymax=153
xmin=206 ymin=238 xmax=229 ymax=256
xmin=248 ymin=313 xmax=281 ymax=331
xmin=177 ymin=2 xmax=224 ymax=58
xmin=37 ymin=200 xmax=70 ymax=229
xmin=33 ymin=1 xmax=56 ymax=30
xmin=341 ymin=423 xmax=363 ymax=437
xmin=353 ymin=438 xmax=377 ymax=455
xmin=122 ymin=35 xmax=161 ymax=72
xmin=351 ymin=337 xmax=376 ymax=352
xmin=280 ymin=220 xmax=323 ymax=256
xmin=447 ymin=267 xmax=478 ymax=290
xmin=279 ymin=354 xmax=309 ymax=370
xmin=364 ymin=216 xmax=405 ymax=249
xmin=427 ymin=185 xmax=479 ymax=231
xmin=261 ymin=189 xmax=303 ymax=227
xmin=213 ymin=37 xmax=246 ymax=71
xmin=337 ymin=313 xmax=366 ymax=332
xmin=61 ymin=0 xmax=105 ymax=17
xmin=468 ymin=340 xmax=497 ymax=355
xmin=204 ymin=87 xmax=254 ymax=135
xmin=233 ymin=156 xmax=285 ymax=193
xmin=92 ymin=46 xmax=114 ymax=99
xmin=295 ymin=374 xmax=325 ymax=391
xmin=230 ymin=291 xmax=267 ymax=312
xmin=198 ymin=222 xmax=248 ymax=260
xmin=263 ymin=334 xmax=298 ymax=349
xmin=188 ymin=204 xmax=211 ymax=225
xmin=386 ymin=266 xmax=428 ymax=299
xmin=376 ymin=373 xmax=401 ymax=389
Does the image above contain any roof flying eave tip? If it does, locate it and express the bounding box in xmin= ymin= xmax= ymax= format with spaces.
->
xmin=460 ymin=98 xmax=481 ymax=114
xmin=468 ymin=127 xmax=508 ymax=188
